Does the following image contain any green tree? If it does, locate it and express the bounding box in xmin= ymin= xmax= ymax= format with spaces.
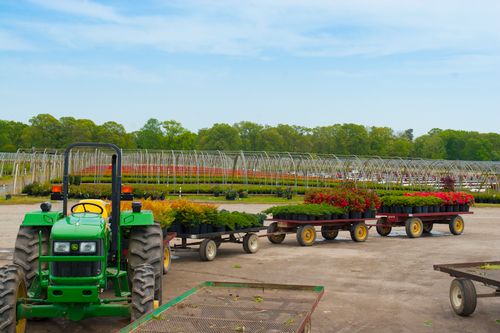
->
xmin=135 ymin=118 xmax=164 ymax=149
xmin=413 ymin=133 xmax=446 ymax=159
xmin=96 ymin=121 xmax=135 ymax=149
xmin=59 ymin=117 xmax=96 ymax=144
xmin=255 ymin=127 xmax=285 ymax=151
xmin=162 ymin=120 xmax=196 ymax=150
xmin=197 ymin=123 xmax=242 ymax=150
xmin=21 ymin=114 xmax=62 ymax=148
xmin=234 ymin=121 xmax=263 ymax=151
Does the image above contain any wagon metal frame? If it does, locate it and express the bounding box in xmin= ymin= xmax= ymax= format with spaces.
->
xmin=434 ymin=261 xmax=500 ymax=316
xmin=119 ymin=281 xmax=325 ymax=333
xmin=265 ymin=218 xmax=378 ymax=246
xmin=170 ymin=227 xmax=267 ymax=261
xmin=371 ymin=212 xmax=473 ymax=238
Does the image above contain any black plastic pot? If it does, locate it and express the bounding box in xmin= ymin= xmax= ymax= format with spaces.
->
xmin=421 ymin=206 xmax=429 ymax=213
xmin=403 ymin=206 xmax=413 ymax=214
xmin=464 ymin=204 xmax=470 ymax=212
xmin=214 ymin=225 xmax=225 ymax=232
xmin=446 ymin=205 xmax=453 ymax=212
xmin=453 ymin=205 xmax=459 ymax=212
xmin=349 ymin=211 xmax=362 ymax=219
xmin=188 ymin=225 xmax=201 ymax=234
xmin=413 ymin=206 xmax=422 ymax=214
xmin=340 ymin=213 xmax=349 ymax=220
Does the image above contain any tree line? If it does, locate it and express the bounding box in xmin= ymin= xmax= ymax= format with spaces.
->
xmin=0 ymin=114 xmax=498 ymax=161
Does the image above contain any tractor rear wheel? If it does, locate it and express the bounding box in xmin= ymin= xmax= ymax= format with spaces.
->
xmin=13 ymin=226 xmax=49 ymax=288
xmin=131 ymin=264 xmax=156 ymax=321
xmin=128 ymin=225 xmax=163 ymax=304
xmin=0 ymin=264 xmax=28 ymax=333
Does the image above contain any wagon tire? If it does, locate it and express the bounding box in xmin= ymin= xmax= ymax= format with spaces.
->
xmin=131 ymin=264 xmax=156 ymax=321
xmin=423 ymin=223 xmax=433 ymax=234
xmin=243 ymin=233 xmax=259 ymax=254
xmin=199 ymin=239 xmax=217 ymax=261
xmin=376 ymin=219 xmax=391 ymax=237
xmin=350 ymin=222 xmax=368 ymax=242
xmin=0 ymin=264 xmax=28 ymax=333
xmin=449 ymin=278 xmax=476 ymax=316
xmin=267 ymin=222 xmax=286 ymax=244
xmin=449 ymin=216 xmax=464 ymax=235
xmin=321 ymin=226 xmax=339 ymax=240
xmin=163 ymin=244 xmax=171 ymax=275
xmin=296 ymin=225 xmax=316 ymax=246
xmin=405 ymin=217 xmax=423 ymax=238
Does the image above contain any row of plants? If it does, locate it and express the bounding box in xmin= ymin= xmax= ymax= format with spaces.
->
xmin=264 ymin=204 xmax=346 ymax=221
xmin=22 ymin=182 xmax=499 ymax=204
xmin=52 ymin=175 xmax=437 ymax=192
xmin=304 ymin=185 xmax=381 ymax=217
xmin=380 ymin=191 xmax=474 ymax=213
xmin=121 ymin=199 xmax=264 ymax=234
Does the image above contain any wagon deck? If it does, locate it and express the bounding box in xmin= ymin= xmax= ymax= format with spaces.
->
xmin=120 ymin=281 xmax=324 ymax=333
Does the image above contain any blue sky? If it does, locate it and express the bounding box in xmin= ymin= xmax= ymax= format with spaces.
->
xmin=0 ymin=0 xmax=499 ymax=136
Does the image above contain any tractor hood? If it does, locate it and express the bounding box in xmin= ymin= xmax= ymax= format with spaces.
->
xmin=51 ymin=213 xmax=106 ymax=240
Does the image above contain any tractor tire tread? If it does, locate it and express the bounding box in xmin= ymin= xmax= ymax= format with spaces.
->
xmin=131 ymin=264 xmax=155 ymax=321
xmin=13 ymin=227 xmax=49 ymax=287
xmin=0 ymin=264 xmax=27 ymax=332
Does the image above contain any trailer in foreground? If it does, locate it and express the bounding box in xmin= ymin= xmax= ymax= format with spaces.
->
xmin=434 ymin=261 xmax=500 ymax=316
xmin=372 ymin=212 xmax=473 ymax=238
xmin=266 ymin=218 xmax=377 ymax=246
xmin=120 ymin=281 xmax=324 ymax=333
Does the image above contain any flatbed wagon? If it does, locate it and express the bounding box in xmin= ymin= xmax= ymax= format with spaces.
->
xmin=371 ymin=211 xmax=473 ymax=238
xmin=266 ymin=217 xmax=377 ymax=246
xmin=434 ymin=261 xmax=500 ymax=316
xmin=169 ymin=227 xmax=266 ymax=261
xmin=119 ymin=281 xmax=324 ymax=333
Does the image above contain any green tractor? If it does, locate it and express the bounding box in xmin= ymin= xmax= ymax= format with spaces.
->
xmin=0 ymin=143 xmax=165 ymax=333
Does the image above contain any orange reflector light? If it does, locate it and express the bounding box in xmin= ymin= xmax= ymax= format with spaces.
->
xmin=122 ymin=185 xmax=133 ymax=194
xmin=51 ymin=185 xmax=63 ymax=193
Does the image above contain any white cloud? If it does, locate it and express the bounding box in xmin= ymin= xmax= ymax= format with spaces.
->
xmin=0 ymin=30 xmax=35 ymax=51
xmin=28 ymin=0 xmax=124 ymax=22
xmin=0 ymin=61 xmax=163 ymax=83
xmin=9 ymin=0 xmax=500 ymax=62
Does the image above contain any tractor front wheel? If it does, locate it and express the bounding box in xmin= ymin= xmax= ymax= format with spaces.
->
xmin=0 ymin=264 xmax=28 ymax=333
xmin=129 ymin=225 xmax=163 ymax=305
xmin=13 ymin=226 xmax=49 ymax=288
xmin=131 ymin=264 xmax=156 ymax=321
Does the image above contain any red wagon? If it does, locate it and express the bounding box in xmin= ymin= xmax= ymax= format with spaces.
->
xmin=371 ymin=211 xmax=473 ymax=238
xmin=266 ymin=217 xmax=378 ymax=246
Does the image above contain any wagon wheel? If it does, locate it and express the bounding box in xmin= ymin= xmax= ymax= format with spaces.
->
xmin=163 ymin=244 xmax=171 ymax=274
xmin=449 ymin=278 xmax=477 ymax=316
xmin=405 ymin=217 xmax=423 ymax=238
xmin=243 ymin=233 xmax=259 ymax=254
xmin=267 ymin=222 xmax=286 ymax=244
xmin=423 ymin=223 xmax=433 ymax=234
xmin=350 ymin=222 xmax=368 ymax=242
xmin=296 ymin=225 xmax=316 ymax=246
xmin=199 ymin=239 xmax=217 ymax=261
xmin=449 ymin=216 xmax=464 ymax=235
xmin=321 ymin=226 xmax=339 ymax=240
xmin=375 ymin=218 xmax=391 ymax=237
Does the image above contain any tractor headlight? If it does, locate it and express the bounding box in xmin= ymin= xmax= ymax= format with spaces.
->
xmin=54 ymin=242 xmax=70 ymax=254
xmin=80 ymin=242 xmax=97 ymax=254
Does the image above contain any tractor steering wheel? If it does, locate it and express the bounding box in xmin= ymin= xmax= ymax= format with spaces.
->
xmin=70 ymin=202 xmax=104 ymax=215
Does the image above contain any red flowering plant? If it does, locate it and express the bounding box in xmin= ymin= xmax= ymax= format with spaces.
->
xmin=404 ymin=192 xmax=474 ymax=206
xmin=304 ymin=183 xmax=379 ymax=213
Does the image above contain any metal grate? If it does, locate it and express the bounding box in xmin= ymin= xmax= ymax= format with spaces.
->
xmin=129 ymin=285 xmax=320 ymax=333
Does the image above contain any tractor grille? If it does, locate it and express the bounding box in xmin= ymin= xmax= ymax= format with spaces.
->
xmin=52 ymin=241 xmax=102 ymax=278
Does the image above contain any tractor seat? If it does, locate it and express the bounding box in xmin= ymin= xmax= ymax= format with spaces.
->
xmin=73 ymin=199 xmax=111 ymax=219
